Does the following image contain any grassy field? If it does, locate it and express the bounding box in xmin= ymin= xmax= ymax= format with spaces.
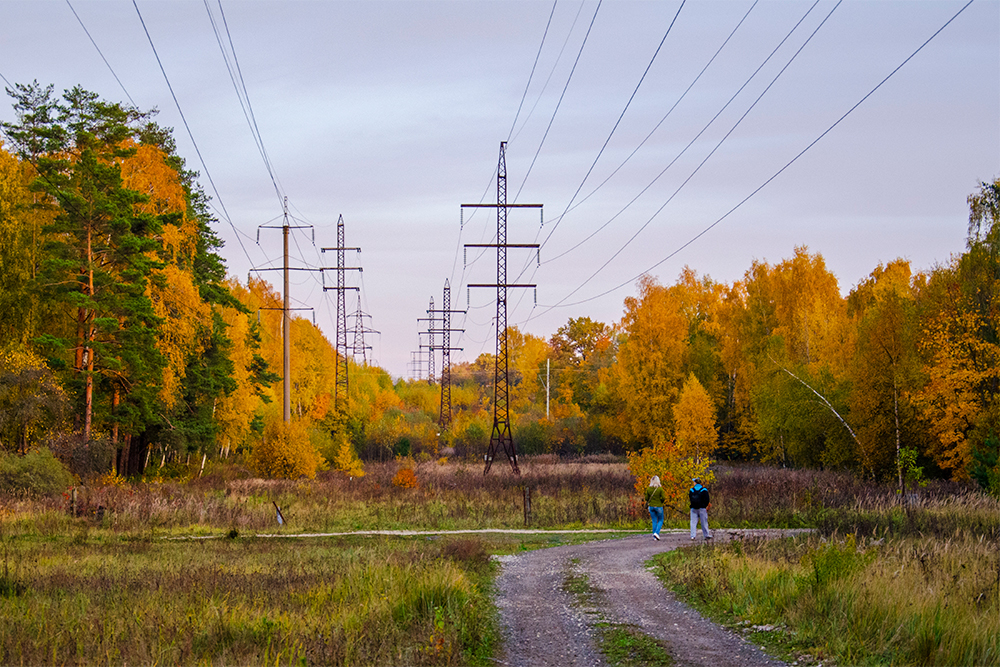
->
xmin=2 ymin=456 xmax=998 ymax=665
xmin=651 ymin=502 xmax=1000 ymax=666
xmin=0 ymin=457 xmax=640 ymax=666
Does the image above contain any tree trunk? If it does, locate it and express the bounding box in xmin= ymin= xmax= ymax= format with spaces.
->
xmin=894 ymin=378 xmax=903 ymax=498
xmin=83 ymin=224 xmax=94 ymax=442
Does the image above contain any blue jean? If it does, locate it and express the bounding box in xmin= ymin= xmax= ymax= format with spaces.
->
xmin=648 ymin=506 xmax=664 ymax=536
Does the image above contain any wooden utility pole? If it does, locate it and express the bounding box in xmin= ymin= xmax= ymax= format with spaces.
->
xmin=252 ymin=198 xmax=317 ymax=422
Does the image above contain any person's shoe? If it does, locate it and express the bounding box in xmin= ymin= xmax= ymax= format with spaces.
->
xmin=690 ymin=536 xmax=696 ymax=541
xmin=653 ymin=533 xmax=660 ymax=541
xmin=706 ymin=534 xmax=713 ymax=540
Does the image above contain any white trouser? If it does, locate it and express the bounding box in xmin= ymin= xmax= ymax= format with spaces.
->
xmin=690 ymin=508 xmax=711 ymax=539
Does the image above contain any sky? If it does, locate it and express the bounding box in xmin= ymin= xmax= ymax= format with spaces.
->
xmin=2 ymin=0 xmax=998 ymax=379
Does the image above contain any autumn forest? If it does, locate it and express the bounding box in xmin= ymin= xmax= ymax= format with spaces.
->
xmin=1 ymin=83 xmax=998 ymax=494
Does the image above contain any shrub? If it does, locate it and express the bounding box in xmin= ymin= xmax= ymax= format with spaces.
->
xmin=392 ymin=467 xmax=419 ymax=489
xmin=0 ymin=448 xmax=74 ymax=496
xmin=248 ymin=420 xmax=323 ymax=479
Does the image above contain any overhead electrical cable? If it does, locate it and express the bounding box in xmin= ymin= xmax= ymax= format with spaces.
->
xmin=542 ymin=0 xmax=759 ymax=233
xmin=537 ymin=0 xmax=686 ymax=244
xmin=536 ymin=0 xmax=842 ymax=309
xmin=541 ymin=0 xmax=817 ymax=266
xmin=131 ymin=0 xmax=257 ymax=270
xmin=65 ymin=0 xmax=137 ymax=107
xmin=513 ymin=0 xmax=602 ymax=202
xmin=205 ymin=0 xmax=285 ymax=207
xmin=450 ymin=0 xmax=560 ymax=326
xmin=0 ymin=71 xmax=11 ymax=88
xmin=507 ymin=0 xmax=559 ymax=143
xmin=527 ymin=0 xmax=975 ymax=316
xmin=510 ymin=0 xmax=587 ymax=146
xmin=509 ymin=0 xmax=688 ymax=313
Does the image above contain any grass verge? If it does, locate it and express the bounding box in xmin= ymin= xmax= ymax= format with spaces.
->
xmin=562 ymin=558 xmax=673 ymax=667
xmin=0 ymin=525 xmax=509 ymax=666
xmin=650 ymin=531 xmax=1000 ymax=667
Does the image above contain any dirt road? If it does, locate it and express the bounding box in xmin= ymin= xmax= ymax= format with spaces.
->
xmin=495 ymin=529 xmax=803 ymax=667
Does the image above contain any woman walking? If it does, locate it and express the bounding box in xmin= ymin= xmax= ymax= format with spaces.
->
xmin=644 ymin=476 xmax=665 ymax=540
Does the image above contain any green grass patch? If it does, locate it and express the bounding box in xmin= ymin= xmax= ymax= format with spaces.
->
xmin=650 ymin=532 xmax=1000 ymax=667
xmin=562 ymin=561 xmax=673 ymax=667
xmin=0 ymin=525 xmax=504 ymax=666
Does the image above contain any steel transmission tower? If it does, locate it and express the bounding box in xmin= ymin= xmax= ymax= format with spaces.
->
xmin=464 ymin=142 xmax=542 ymax=475
xmin=350 ymin=295 xmax=378 ymax=365
xmin=320 ymin=215 xmax=361 ymax=414
xmin=417 ymin=297 xmax=436 ymax=384
xmin=426 ymin=279 xmax=465 ymax=429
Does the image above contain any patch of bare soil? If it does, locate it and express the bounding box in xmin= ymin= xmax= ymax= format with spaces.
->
xmin=495 ymin=529 xmax=805 ymax=667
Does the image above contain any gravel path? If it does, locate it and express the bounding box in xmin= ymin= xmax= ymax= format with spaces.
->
xmin=495 ymin=529 xmax=805 ymax=667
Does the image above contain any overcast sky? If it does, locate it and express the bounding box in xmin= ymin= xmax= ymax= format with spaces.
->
xmin=2 ymin=0 xmax=998 ymax=379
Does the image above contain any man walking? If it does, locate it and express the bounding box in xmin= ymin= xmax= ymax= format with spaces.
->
xmin=689 ymin=477 xmax=712 ymax=540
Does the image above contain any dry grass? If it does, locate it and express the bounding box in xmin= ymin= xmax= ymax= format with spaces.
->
xmin=0 ymin=525 xmax=501 ymax=666
xmin=654 ymin=528 xmax=1000 ymax=666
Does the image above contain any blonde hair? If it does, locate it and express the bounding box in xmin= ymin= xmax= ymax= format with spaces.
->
xmin=648 ymin=476 xmax=661 ymax=488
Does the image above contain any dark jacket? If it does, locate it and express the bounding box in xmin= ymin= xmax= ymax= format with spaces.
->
xmin=689 ymin=484 xmax=709 ymax=510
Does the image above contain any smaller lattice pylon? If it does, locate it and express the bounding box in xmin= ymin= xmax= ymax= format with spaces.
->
xmin=425 ymin=279 xmax=465 ymax=429
xmin=349 ymin=295 xmax=378 ymax=365
xmin=417 ymin=297 xmax=437 ymax=384
xmin=407 ymin=348 xmax=429 ymax=382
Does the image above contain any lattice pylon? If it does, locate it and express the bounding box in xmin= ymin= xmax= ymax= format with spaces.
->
xmin=486 ymin=143 xmax=516 ymax=475
xmin=439 ymin=280 xmax=453 ymax=429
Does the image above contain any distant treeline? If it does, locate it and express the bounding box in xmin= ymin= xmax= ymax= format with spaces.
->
xmin=1 ymin=83 xmax=998 ymax=491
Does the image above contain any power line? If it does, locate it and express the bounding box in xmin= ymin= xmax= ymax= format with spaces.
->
xmin=509 ymin=0 xmax=587 ymax=147
xmin=131 ymin=0 xmax=258 ymax=272
xmin=540 ymin=0 xmax=758 ymax=239
xmin=536 ymin=0 xmax=842 ymax=310
xmin=529 ymin=0 xmax=976 ymax=315
xmin=507 ymin=0 xmax=558 ymax=143
xmin=536 ymin=0 xmax=685 ymax=244
xmin=513 ymin=0 xmax=603 ymax=202
xmin=204 ymin=0 xmax=284 ymax=207
xmin=541 ymin=0 xmax=816 ymax=266
xmin=65 ymin=0 xmax=137 ymax=108
xmin=508 ymin=0 xmax=688 ymax=302
xmin=509 ymin=0 xmax=811 ymax=317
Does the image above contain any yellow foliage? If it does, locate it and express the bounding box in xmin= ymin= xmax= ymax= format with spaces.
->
xmin=914 ymin=307 xmax=999 ymax=477
xmin=120 ymin=142 xmax=199 ymax=263
xmin=611 ymin=274 xmax=688 ymax=445
xmin=248 ymin=419 xmax=322 ymax=479
xmin=214 ymin=281 xmax=260 ymax=450
xmin=674 ymin=373 xmax=718 ymax=460
xmin=95 ymin=471 xmax=129 ymax=488
xmin=508 ymin=327 xmax=550 ymax=411
xmin=149 ymin=264 xmax=210 ymax=409
xmin=330 ymin=429 xmax=365 ymax=478
xmin=627 ymin=437 xmax=714 ymax=509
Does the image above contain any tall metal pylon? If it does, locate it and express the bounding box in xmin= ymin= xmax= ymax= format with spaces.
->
xmin=252 ymin=197 xmax=318 ymax=423
xmin=320 ymin=214 xmax=361 ymax=415
xmin=426 ymin=279 xmax=465 ymax=429
xmin=463 ymin=142 xmax=542 ymax=475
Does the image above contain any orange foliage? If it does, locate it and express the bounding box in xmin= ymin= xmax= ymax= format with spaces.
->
xmin=392 ymin=467 xmax=419 ymax=488
xmin=627 ymin=438 xmax=714 ymax=509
